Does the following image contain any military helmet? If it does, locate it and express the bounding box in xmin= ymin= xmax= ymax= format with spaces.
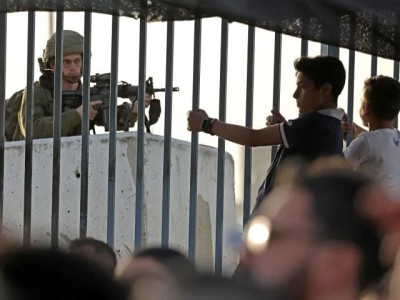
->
xmin=43 ymin=30 xmax=84 ymax=62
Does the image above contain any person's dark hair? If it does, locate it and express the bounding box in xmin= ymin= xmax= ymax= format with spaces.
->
xmin=299 ymin=168 xmax=385 ymax=290
xmin=0 ymin=248 xmax=128 ymax=300
xmin=294 ymin=56 xmax=346 ymax=103
xmin=134 ymin=247 xmax=197 ymax=280
xmin=68 ymin=237 xmax=117 ymax=272
xmin=363 ymin=75 xmax=400 ymax=121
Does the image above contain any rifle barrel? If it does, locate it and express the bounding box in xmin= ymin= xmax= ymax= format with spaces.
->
xmin=152 ymin=87 xmax=180 ymax=92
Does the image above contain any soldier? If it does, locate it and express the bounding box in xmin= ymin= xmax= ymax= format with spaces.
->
xmin=14 ymin=30 xmax=152 ymax=140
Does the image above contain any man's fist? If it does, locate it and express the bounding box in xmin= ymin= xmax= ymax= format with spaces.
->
xmin=187 ymin=109 xmax=208 ymax=132
xmin=266 ymin=110 xmax=286 ymax=126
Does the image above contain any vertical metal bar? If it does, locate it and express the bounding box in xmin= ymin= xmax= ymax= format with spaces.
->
xmin=393 ymin=18 xmax=400 ymax=129
xmin=161 ymin=21 xmax=174 ymax=246
xmin=135 ymin=14 xmax=147 ymax=250
xmin=188 ymin=19 xmax=201 ymax=261
xmin=346 ymin=50 xmax=355 ymax=146
xmin=80 ymin=11 xmax=92 ymax=238
xmin=394 ymin=61 xmax=399 ymax=129
xmin=51 ymin=14 xmax=64 ymax=249
xmin=330 ymin=46 xmax=339 ymax=57
xmin=106 ymin=15 xmax=119 ymax=247
xmin=393 ymin=61 xmax=399 ymax=81
xmin=370 ymin=14 xmax=378 ymax=77
xmin=243 ymin=25 xmax=255 ymax=225
xmin=215 ymin=19 xmax=228 ymax=276
xmin=371 ymin=56 xmax=377 ymax=77
xmin=271 ymin=33 xmax=281 ymax=161
xmin=300 ymin=19 xmax=309 ymax=57
xmin=301 ymin=39 xmax=308 ymax=56
xmin=345 ymin=18 xmax=356 ymax=146
xmin=23 ymin=11 xmax=35 ymax=246
xmin=321 ymin=44 xmax=339 ymax=57
xmin=320 ymin=44 xmax=328 ymax=55
xmin=0 ymin=13 xmax=6 ymax=233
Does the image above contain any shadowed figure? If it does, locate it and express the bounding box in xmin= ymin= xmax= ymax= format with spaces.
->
xmin=0 ymin=248 xmax=128 ymax=300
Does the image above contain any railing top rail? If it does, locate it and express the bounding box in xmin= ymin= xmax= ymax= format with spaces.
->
xmin=2 ymin=0 xmax=400 ymax=60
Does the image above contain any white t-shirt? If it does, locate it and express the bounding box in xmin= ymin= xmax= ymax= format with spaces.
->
xmin=344 ymin=128 xmax=400 ymax=197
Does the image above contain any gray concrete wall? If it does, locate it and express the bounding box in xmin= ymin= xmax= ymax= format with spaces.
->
xmin=3 ymin=132 xmax=238 ymax=275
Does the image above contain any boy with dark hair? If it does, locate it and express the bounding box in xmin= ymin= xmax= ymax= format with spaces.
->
xmin=293 ymin=55 xmax=346 ymax=104
xmin=343 ymin=75 xmax=400 ymax=196
xmin=187 ymin=55 xmax=346 ymax=211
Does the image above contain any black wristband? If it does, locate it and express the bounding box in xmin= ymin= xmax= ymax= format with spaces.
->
xmin=201 ymin=117 xmax=217 ymax=135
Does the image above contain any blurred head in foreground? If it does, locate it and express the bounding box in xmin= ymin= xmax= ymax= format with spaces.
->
xmin=0 ymin=248 xmax=127 ymax=300
xmin=119 ymin=247 xmax=197 ymax=300
xmin=68 ymin=237 xmax=117 ymax=276
xmin=178 ymin=274 xmax=275 ymax=300
xmin=241 ymin=158 xmax=385 ymax=300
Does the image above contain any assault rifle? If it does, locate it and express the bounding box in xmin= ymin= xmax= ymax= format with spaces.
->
xmin=62 ymin=73 xmax=179 ymax=131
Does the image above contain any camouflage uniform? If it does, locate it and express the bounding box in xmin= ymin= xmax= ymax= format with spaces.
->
xmin=15 ymin=74 xmax=82 ymax=140
xmin=15 ymin=30 xmax=139 ymax=140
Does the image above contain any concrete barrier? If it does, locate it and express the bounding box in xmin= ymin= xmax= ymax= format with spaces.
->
xmin=3 ymin=132 xmax=238 ymax=274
